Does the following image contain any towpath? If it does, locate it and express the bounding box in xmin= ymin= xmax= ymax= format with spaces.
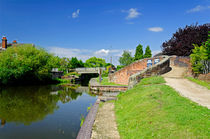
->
xmin=162 ymin=66 xmax=210 ymax=109
xmin=91 ymin=102 xmax=120 ymax=139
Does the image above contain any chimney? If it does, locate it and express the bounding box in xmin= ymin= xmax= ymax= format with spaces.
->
xmin=2 ymin=36 xmax=7 ymax=49
xmin=13 ymin=40 xmax=17 ymax=44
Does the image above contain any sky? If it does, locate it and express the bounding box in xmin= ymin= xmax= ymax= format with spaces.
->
xmin=0 ymin=0 xmax=210 ymax=65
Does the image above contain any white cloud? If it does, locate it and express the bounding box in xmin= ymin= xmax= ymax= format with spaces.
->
xmin=186 ymin=5 xmax=210 ymax=13
xmin=72 ymin=9 xmax=80 ymax=18
xmin=148 ymin=27 xmax=163 ymax=32
xmin=95 ymin=49 xmax=110 ymax=56
xmin=122 ymin=8 xmax=141 ymax=20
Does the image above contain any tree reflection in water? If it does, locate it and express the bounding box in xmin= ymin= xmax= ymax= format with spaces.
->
xmin=0 ymin=85 xmax=82 ymax=126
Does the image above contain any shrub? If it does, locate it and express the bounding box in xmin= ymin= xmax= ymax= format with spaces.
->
xmin=0 ymin=45 xmax=56 ymax=84
xmin=190 ymin=33 xmax=210 ymax=74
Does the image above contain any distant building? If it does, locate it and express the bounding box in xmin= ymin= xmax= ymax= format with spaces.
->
xmin=0 ymin=36 xmax=34 ymax=51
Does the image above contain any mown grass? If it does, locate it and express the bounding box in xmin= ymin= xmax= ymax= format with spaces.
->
xmin=97 ymin=77 xmax=127 ymax=86
xmin=139 ymin=76 xmax=166 ymax=85
xmin=186 ymin=77 xmax=210 ymax=90
xmin=115 ymin=76 xmax=210 ymax=139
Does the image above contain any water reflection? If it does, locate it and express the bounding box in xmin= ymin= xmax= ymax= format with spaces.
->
xmin=0 ymin=85 xmax=82 ymax=126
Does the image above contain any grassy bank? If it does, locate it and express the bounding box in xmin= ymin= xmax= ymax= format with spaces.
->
xmin=186 ymin=77 xmax=210 ymax=90
xmin=97 ymin=77 xmax=126 ymax=86
xmin=115 ymin=76 xmax=210 ymax=138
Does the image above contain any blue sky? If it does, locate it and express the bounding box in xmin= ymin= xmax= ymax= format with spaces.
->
xmin=0 ymin=0 xmax=210 ymax=65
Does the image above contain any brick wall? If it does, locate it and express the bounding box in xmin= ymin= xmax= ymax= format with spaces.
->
xmin=128 ymin=56 xmax=170 ymax=88
xmin=198 ymin=73 xmax=210 ymax=82
xmin=170 ymin=56 xmax=192 ymax=75
xmin=109 ymin=56 xmax=164 ymax=85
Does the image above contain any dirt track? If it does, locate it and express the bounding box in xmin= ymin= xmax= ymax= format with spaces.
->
xmin=91 ymin=102 xmax=120 ymax=139
xmin=163 ymin=66 xmax=210 ymax=109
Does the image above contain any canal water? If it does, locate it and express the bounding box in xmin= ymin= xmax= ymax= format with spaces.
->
xmin=0 ymin=84 xmax=97 ymax=139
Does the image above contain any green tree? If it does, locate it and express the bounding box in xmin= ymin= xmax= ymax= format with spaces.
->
xmin=84 ymin=57 xmax=106 ymax=67
xmin=69 ymin=57 xmax=84 ymax=69
xmin=144 ymin=45 xmax=152 ymax=58
xmin=134 ymin=44 xmax=144 ymax=60
xmin=119 ymin=51 xmax=134 ymax=66
xmin=190 ymin=37 xmax=209 ymax=74
xmin=0 ymin=45 xmax=55 ymax=84
xmin=59 ymin=57 xmax=70 ymax=73
xmin=116 ymin=65 xmax=125 ymax=70
xmin=206 ymin=33 xmax=210 ymax=60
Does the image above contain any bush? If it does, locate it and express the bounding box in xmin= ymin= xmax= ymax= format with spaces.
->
xmin=190 ymin=33 xmax=210 ymax=74
xmin=0 ymin=45 xmax=56 ymax=84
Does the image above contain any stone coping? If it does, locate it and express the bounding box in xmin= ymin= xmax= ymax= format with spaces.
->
xmin=90 ymin=85 xmax=128 ymax=88
xmin=76 ymin=100 xmax=100 ymax=139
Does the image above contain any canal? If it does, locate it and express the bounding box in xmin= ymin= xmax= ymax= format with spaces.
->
xmin=0 ymin=84 xmax=97 ymax=139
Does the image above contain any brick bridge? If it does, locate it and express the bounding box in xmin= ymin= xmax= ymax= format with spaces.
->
xmin=109 ymin=56 xmax=191 ymax=88
xmin=75 ymin=67 xmax=105 ymax=74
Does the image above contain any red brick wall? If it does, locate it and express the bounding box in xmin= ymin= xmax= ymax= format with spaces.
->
xmin=170 ymin=56 xmax=192 ymax=75
xmin=198 ymin=73 xmax=210 ymax=82
xmin=109 ymin=56 xmax=164 ymax=85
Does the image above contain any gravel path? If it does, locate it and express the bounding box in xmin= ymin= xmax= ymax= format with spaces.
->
xmin=91 ymin=102 xmax=120 ymax=139
xmin=163 ymin=66 xmax=210 ymax=109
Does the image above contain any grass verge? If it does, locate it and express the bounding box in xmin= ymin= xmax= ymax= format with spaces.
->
xmin=139 ymin=76 xmax=166 ymax=85
xmin=115 ymin=76 xmax=210 ymax=138
xmin=97 ymin=77 xmax=127 ymax=86
xmin=186 ymin=77 xmax=210 ymax=90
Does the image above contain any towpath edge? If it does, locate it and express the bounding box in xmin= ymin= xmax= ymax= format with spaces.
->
xmin=76 ymin=100 xmax=100 ymax=139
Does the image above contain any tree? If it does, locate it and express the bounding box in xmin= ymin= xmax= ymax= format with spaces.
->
xmin=0 ymin=45 xmax=56 ymax=84
xmin=84 ymin=57 xmax=106 ymax=67
xmin=119 ymin=50 xmax=134 ymax=66
xmin=190 ymin=34 xmax=210 ymax=74
xmin=69 ymin=57 xmax=84 ymax=69
xmin=134 ymin=44 xmax=144 ymax=60
xmin=59 ymin=57 xmax=70 ymax=72
xmin=144 ymin=45 xmax=152 ymax=58
xmin=162 ymin=23 xmax=210 ymax=56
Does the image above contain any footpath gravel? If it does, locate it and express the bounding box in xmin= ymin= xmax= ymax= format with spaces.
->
xmin=163 ymin=66 xmax=210 ymax=109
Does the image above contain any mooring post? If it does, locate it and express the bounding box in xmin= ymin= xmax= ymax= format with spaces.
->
xmin=99 ymin=68 xmax=102 ymax=83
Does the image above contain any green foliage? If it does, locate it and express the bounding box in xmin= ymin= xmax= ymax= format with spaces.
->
xmin=65 ymin=72 xmax=81 ymax=77
xmin=119 ymin=51 xmax=134 ymax=66
xmin=52 ymin=57 xmax=84 ymax=73
xmin=116 ymin=65 xmax=125 ymax=71
xmin=190 ymin=36 xmax=209 ymax=74
xmin=102 ymin=64 xmax=116 ymax=77
xmin=144 ymin=45 xmax=152 ymax=58
xmin=84 ymin=57 xmax=106 ymax=67
xmin=54 ymin=78 xmax=70 ymax=84
xmin=0 ymin=46 xmax=55 ymax=84
xmin=80 ymin=114 xmax=85 ymax=127
xmin=134 ymin=44 xmax=144 ymax=60
xmin=206 ymin=32 xmax=210 ymax=59
xmin=115 ymin=76 xmax=210 ymax=138
xmin=87 ymin=104 xmax=92 ymax=112
xmin=69 ymin=57 xmax=84 ymax=69
xmin=186 ymin=77 xmax=210 ymax=90
xmin=58 ymin=57 xmax=70 ymax=73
